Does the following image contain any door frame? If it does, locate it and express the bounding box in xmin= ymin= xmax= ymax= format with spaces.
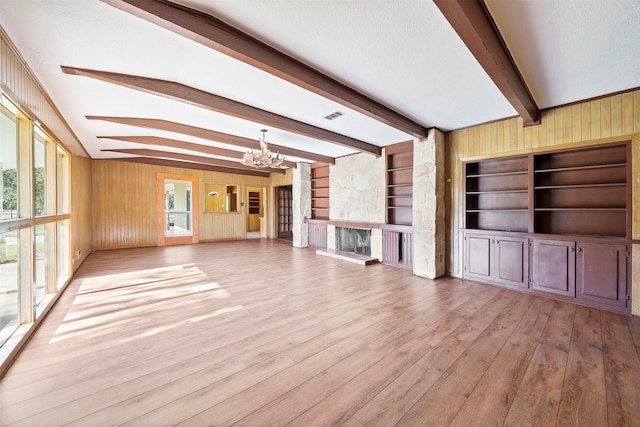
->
xmin=156 ymin=173 xmax=199 ymax=246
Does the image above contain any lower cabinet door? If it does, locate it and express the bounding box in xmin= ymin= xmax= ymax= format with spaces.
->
xmin=576 ymin=242 xmax=627 ymax=309
xmin=464 ymin=232 xmax=493 ymax=281
xmin=495 ymin=236 xmax=528 ymax=288
xmin=531 ymin=238 xmax=575 ymax=297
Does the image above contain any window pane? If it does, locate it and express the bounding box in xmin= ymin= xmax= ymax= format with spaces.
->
xmin=57 ymin=220 xmax=69 ymax=290
xmin=0 ymin=104 xmax=18 ymax=220
xmin=56 ymin=147 xmax=69 ymax=214
xmin=34 ymin=127 xmax=46 ymax=217
xmin=34 ymin=224 xmax=47 ymax=305
xmin=0 ymin=230 xmax=19 ymax=346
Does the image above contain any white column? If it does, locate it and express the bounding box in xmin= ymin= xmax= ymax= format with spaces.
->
xmin=292 ymin=162 xmax=311 ymax=248
xmin=412 ymin=128 xmax=446 ymax=279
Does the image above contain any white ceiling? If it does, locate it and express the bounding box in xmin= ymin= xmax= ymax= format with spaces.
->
xmin=1 ymin=0 xmax=639 ymax=169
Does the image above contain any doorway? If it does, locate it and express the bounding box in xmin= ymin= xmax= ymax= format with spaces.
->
xmin=157 ymin=173 xmax=199 ymax=246
xmin=247 ymin=186 xmax=265 ymax=239
xmin=276 ymin=185 xmax=293 ymax=240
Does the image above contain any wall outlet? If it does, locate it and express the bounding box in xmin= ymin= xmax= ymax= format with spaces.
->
xmin=76 ymin=250 xmax=82 ymax=260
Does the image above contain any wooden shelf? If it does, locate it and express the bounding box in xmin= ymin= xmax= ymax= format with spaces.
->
xmin=534 ymin=183 xmax=625 ymax=190
xmin=467 ymin=209 xmax=527 ymax=212
xmin=466 ymin=170 xmax=527 ymax=178
xmin=467 ymin=189 xmax=528 ymax=194
xmin=535 ymin=207 xmax=626 ymax=211
xmin=534 ymin=162 xmax=626 ymax=173
xmin=387 ymin=166 xmax=413 ymax=172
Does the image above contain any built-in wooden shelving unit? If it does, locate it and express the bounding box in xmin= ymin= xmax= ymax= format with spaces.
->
xmin=384 ymin=142 xmax=414 ymax=269
xmin=311 ymin=164 xmax=330 ymax=220
xmin=465 ymin=156 xmax=529 ymax=233
xmin=387 ymin=143 xmax=413 ymax=226
xmin=533 ymin=143 xmax=628 ymax=238
xmin=465 ymin=143 xmax=630 ymax=238
xmin=463 ymin=141 xmax=632 ymax=314
xmin=248 ymin=191 xmax=260 ymax=215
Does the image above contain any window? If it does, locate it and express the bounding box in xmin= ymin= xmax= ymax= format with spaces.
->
xmin=1 ymin=98 xmax=19 ymax=220
xmin=0 ymin=230 xmax=19 ymax=346
xmin=33 ymin=125 xmax=46 ymax=217
xmin=34 ymin=224 xmax=47 ymax=305
xmin=0 ymin=93 xmax=72 ymax=353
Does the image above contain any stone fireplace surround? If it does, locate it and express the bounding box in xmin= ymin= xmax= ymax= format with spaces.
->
xmin=306 ymin=220 xmax=384 ymax=262
xmin=298 ymin=128 xmax=445 ymax=278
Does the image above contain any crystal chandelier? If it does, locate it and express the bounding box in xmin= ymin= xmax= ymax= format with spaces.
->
xmin=240 ymin=129 xmax=286 ymax=169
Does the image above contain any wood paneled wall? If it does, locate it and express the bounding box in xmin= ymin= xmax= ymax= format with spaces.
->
xmin=91 ymin=160 xmax=280 ymax=249
xmin=70 ymin=155 xmax=93 ymax=272
xmin=446 ymin=89 xmax=640 ymax=315
xmin=0 ymin=29 xmax=86 ymax=157
xmin=450 ymin=92 xmax=640 ymax=159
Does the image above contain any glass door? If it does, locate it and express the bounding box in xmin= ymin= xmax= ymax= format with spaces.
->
xmin=157 ymin=173 xmax=199 ymax=246
xmin=164 ymin=180 xmax=192 ymax=237
xmin=276 ymin=185 xmax=293 ymax=239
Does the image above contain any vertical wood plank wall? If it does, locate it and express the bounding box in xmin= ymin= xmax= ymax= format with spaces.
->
xmin=0 ymin=30 xmax=85 ymax=157
xmin=446 ymin=89 xmax=640 ymax=315
xmin=70 ymin=155 xmax=93 ymax=273
xmin=91 ymin=160 xmax=291 ymax=249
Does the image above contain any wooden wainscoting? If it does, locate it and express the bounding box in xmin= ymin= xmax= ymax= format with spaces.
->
xmin=1 ymin=240 xmax=639 ymax=426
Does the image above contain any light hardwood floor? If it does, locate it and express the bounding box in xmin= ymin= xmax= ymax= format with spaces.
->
xmin=1 ymin=239 xmax=639 ymax=426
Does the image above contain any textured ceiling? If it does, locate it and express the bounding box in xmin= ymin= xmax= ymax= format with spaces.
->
xmin=0 ymin=0 xmax=639 ymax=169
xmin=485 ymin=0 xmax=640 ymax=108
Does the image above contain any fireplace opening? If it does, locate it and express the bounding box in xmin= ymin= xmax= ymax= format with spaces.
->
xmin=336 ymin=227 xmax=371 ymax=256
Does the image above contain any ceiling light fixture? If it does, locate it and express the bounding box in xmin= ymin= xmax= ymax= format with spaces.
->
xmin=240 ymin=129 xmax=286 ymax=169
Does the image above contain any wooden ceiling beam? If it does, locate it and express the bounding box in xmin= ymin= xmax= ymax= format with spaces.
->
xmin=100 ymin=0 xmax=428 ymax=139
xmin=63 ymin=66 xmax=380 ymax=155
xmin=101 ymin=148 xmax=288 ymax=173
xmin=434 ymin=0 xmax=540 ymax=126
xmin=89 ymin=116 xmax=335 ymax=164
xmin=98 ymin=135 xmax=297 ymax=169
xmin=103 ymin=156 xmax=272 ymax=177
